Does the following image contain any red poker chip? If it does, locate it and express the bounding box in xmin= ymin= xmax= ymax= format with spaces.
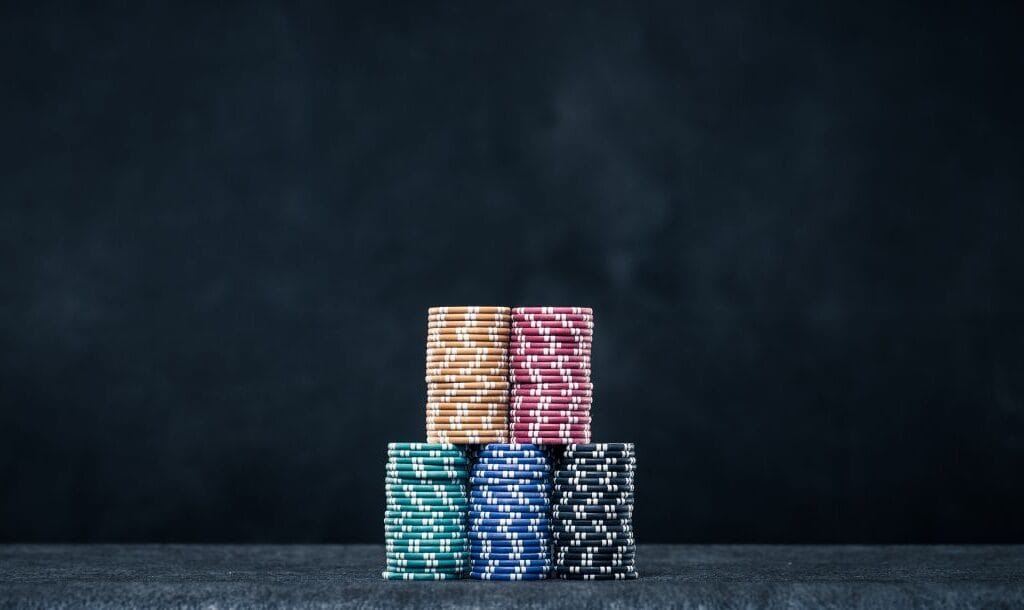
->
xmin=512 ymin=436 xmax=591 ymax=444
xmin=509 ymin=342 xmax=593 ymax=351
xmin=509 ymin=317 xmax=593 ymax=325
xmin=512 ymin=327 xmax=593 ymax=336
xmin=511 ymin=412 xmax=592 ymax=419
xmin=508 ymin=353 xmax=591 ymax=360
xmin=511 ymin=389 xmax=593 ymax=397
xmin=509 ymin=366 xmax=590 ymax=374
xmin=510 ymin=377 xmax=592 ymax=385
xmin=511 ymin=396 xmax=593 ymax=405
xmin=510 ymin=334 xmax=592 ymax=342
xmin=508 ymin=360 xmax=590 ymax=369
xmin=512 ymin=407 xmax=593 ymax=417
xmin=510 ymin=370 xmax=590 ymax=377
xmin=512 ymin=307 xmax=593 ymax=315
xmin=510 ymin=349 xmax=591 ymax=356
xmin=511 ymin=405 xmax=592 ymax=413
xmin=511 ymin=417 xmax=592 ymax=424
xmin=510 ymin=313 xmax=593 ymax=322
xmin=513 ymin=382 xmax=594 ymax=390
xmin=510 ymin=426 xmax=590 ymax=434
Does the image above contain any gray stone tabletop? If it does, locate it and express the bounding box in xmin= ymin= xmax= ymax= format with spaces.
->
xmin=1 ymin=544 xmax=1021 ymax=609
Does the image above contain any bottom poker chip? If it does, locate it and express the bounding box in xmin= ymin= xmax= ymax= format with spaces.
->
xmin=557 ymin=571 xmax=639 ymax=580
xmin=381 ymin=571 xmax=464 ymax=580
xmin=469 ymin=572 xmax=548 ymax=581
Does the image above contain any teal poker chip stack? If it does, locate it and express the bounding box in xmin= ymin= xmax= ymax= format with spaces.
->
xmin=468 ymin=443 xmax=553 ymax=581
xmin=552 ymin=443 xmax=638 ymax=580
xmin=383 ymin=442 xmax=471 ymax=580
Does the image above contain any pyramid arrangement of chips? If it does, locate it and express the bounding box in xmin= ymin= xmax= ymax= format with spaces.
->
xmin=383 ymin=306 xmax=638 ymax=581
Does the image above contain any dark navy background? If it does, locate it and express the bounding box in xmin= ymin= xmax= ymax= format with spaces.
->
xmin=2 ymin=2 xmax=1022 ymax=543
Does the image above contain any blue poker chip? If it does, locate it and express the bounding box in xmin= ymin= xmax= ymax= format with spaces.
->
xmin=471 ymin=552 xmax=550 ymax=561
xmin=469 ymin=505 xmax=548 ymax=514
xmin=471 ymin=559 xmax=551 ymax=568
xmin=472 ymin=517 xmax=550 ymax=527
xmin=470 ymin=498 xmax=549 ymax=508
xmin=471 ymin=477 xmax=550 ymax=486
xmin=468 ymin=531 xmax=549 ymax=540
xmin=469 ymin=572 xmax=548 ymax=580
xmin=473 ymin=463 xmax=550 ymax=472
xmin=471 ymin=525 xmax=549 ymax=533
xmin=470 ymin=565 xmax=550 ymax=574
xmin=470 ymin=470 xmax=549 ymax=479
xmin=470 ymin=511 xmax=547 ymax=521
xmin=472 ymin=484 xmax=551 ymax=493
xmin=470 ymin=540 xmax=547 ymax=549
xmin=471 ymin=491 xmax=547 ymax=500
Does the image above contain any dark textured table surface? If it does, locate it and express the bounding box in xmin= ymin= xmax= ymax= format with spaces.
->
xmin=1 ymin=544 xmax=1022 ymax=609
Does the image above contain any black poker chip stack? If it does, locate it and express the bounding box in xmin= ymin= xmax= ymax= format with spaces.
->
xmin=551 ymin=443 xmax=638 ymax=580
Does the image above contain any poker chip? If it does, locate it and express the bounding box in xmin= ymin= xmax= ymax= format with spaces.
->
xmin=385 ymin=517 xmax=463 ymax=526
xmin=471 ymin=559 xmax=551 ymax=568
xmin=473 ymin=462 xmax=549 ymax=471
xmin=387 ymin=551 xmax=468 ymax=560
xmin=469 ymin=572 xmax=548 ymax=581
xmin=381 ymin=571 xmax=463 ymax=580
xmin=510 ymin=313 xmax=592 ymax=322
xmin=472 ymin=517 xmax=550 ymax=527
xmin=512 ymin=307 xmax=592 ymax=315
xmin=472 ymin=552 xmax=550 ymax=561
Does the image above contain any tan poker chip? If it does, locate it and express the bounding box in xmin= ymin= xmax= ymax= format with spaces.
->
xmin=427 ymin=382 xmax=510 ymax=390
xmin=428 ymin=306 xmax=510 ymax=314
xmin=423 ymin=372 xmax=507 ymax=380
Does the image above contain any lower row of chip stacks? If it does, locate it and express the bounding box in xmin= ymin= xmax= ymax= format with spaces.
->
xmin=468 ymin=443 xmax=553 ymax=580
xmin=552 ymin=443 xmax=638 ymax=580
xmin=383 ymin=443 xmax=470 ymax=580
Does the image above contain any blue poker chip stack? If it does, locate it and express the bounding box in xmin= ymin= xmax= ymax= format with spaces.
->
xmin=468 ymin=443 xmax=553 ymax=580
xmin=552 ymin=443 xmax=638 ymax=580
xmin=383 ymin=442 xmax=470 ymax=580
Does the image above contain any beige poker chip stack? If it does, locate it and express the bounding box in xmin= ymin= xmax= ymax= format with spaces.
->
xmin=425 ymin=306 xmax=510 ymax=444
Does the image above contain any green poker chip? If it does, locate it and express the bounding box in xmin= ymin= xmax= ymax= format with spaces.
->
xmin=385 ymin=510 xmax=464 ymax=519
xmin=385 ymin=477 xmax=467 ymax=486
xmin=385 ymin=482 xmax=466 ymax=492
xmin=384 ymin=524 xmax=466 ymax=533
xmin=386 ymin=462 xmax=468 ymax=472
xmin=386 ymin=551 xmax=468 ymax=560
xmin=384 ymin=517 xmax=463 ymax=527
xmin=381 ymin=571 xmax=462 ymax=580
xmin=388 ymin=449 xmax=466 ymax=459
xmin=386 ymin=558 xmax=468 ymax=568
xmin=385 ymin=530 xmax=466 ymax=541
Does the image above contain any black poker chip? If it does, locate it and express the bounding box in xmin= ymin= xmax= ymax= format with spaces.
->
xmin=558 ymin=464 xmax=636 ymax=473
xmin=552 ymin=484 xmax=634 ymax=494
xmin=551 ymin=525 xmax=633 ymax=534
xmin=555 ymin=518 xmax=630 ymax=527
xmin=562 ymin=457 xmax=636 ymax=466
xmin=554 ymin=497 xmax=634 ymax=507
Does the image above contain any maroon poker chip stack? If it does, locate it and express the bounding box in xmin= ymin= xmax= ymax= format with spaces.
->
xmin=508 ymin=307 xmax=593 ymax=445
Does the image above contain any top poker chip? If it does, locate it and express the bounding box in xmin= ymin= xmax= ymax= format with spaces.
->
xmin=429 ymin=306 xmax=511 ymax=314
xmin=512 ymin=307 xmax=593 ymax=315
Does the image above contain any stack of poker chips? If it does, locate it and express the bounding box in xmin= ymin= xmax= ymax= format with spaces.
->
xmin=383 ymin=443 xmax=470 ymax=580
xmin=552 ymin=443 xmax=638 ymax=580
xmin=467 ymin=444 xmax=553 ymax=580
xmin=509 ymin=307 xmax=593 ymax=445
xmin=426 ymin=306 xmax=510 ymax=445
